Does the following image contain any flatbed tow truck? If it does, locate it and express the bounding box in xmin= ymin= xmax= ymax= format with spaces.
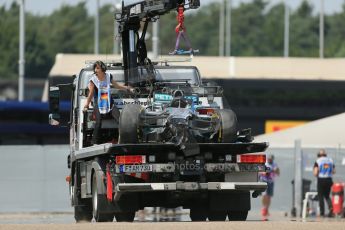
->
xmin=48 ymin=0 xmax=268 ymax=222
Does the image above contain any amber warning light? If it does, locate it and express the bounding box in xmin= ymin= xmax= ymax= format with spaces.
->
xmin=237 ymin=154 xmax=266 ymax=164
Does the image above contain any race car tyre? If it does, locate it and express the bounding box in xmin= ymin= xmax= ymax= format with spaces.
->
xmin=119 ymin=104 xmax=142 ymax=144
xmin=218 ymin=109 xmax=238 ymax=143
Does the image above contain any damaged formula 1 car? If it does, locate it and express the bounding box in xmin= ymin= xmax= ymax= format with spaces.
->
xmin=119 ymin=75 xmax=239 ymax=157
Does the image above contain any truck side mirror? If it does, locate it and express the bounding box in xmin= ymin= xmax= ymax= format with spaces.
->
xmin=49 ymin=84 xmax=73 ymax=127
xmin=49 ymin=86 xmax=60 ymax=126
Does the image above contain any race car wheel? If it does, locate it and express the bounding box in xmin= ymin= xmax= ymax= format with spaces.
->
xmin=218 ymin=109 xmax=238 ymax=143
xmin=119 ymin=104 xmax=142 ymax=144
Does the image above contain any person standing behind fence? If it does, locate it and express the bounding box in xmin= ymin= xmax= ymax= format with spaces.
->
xmin=259 ymin=154 xmax=280 ymax=221
xmin=313 ymin=149 xmax=335 ymax=217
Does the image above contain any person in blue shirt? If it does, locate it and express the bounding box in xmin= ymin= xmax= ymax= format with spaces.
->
xmin=313 ymin=149 xmax=335 ymax=217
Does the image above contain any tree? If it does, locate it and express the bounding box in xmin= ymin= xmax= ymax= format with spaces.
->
xmin=25 ymin=15 xmax=52 ymax=79
xmin=0 ymin=3 xmax=20 ymax=80
xmin=325 ymin=1 xmax=345 ymax=57
xmin=231 ymin=0 xmax=267 ymax=56
xmin=289 ymin=0 xmax=319 ymax=57
xmin=262 ymin=3 xmax=285 ymax=56
xmin=39 ymin=2 xmax=93 ymax=56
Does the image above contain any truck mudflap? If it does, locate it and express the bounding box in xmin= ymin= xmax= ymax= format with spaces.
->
xmin=114 ymin=182 xmax=267 ymax=201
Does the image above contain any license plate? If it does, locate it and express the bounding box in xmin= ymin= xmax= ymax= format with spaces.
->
xmin=119 ymin=164 xmax=153 ymax=173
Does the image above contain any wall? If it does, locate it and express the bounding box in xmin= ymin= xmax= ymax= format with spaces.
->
xmin=0 ymin=145 xmax=71 ymax=212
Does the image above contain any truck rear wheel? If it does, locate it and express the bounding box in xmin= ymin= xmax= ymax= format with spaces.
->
xmin=92 ymin=173 xmax=114 ymax=222
xmin=228 ymin=210 xmax=248 ymax=221
xmin=208 ymin=211 xmax=227 ymax=221
xmin=115 ymin=212 xmax=135 ymax=222
xmin=189 ymin=208 xmax=207 ymax=221
xmin=119 ymin=104 xmax=142 ymax=144
xmin=218 ymin=109 xmax=237 ymax=143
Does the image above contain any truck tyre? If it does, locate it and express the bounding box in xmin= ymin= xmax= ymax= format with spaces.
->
xmin=228 ymin=210 xmax=248 ymax=221
xmin=119 ymin=104 xmax=142 ymax=143
xmin=115 ymin=212 xmax=135 ymax=222
xmin=190 ymin=208 xmax=207 ymax=221
xmin=208 ymin=211 xmax=227 ymax=221
xmin=92 ymin=173 xmax=114 ymax=222
xmin=74 ymin=205 xmax=93 ymax=223
xmin=218 ymin=109 xmax=237 ymax=143
xmin=72 ymin=171 xmax=93 ymax=223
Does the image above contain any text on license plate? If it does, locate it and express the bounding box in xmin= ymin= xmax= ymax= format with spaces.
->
xmin=119 ymin=164 xmax=153 ymax=173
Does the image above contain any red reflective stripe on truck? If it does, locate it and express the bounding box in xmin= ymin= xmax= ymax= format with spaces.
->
xmin=115 ymin=155 xmax=146 ymax=164
xmin=237 ymin=154 xmax=266 ymax=164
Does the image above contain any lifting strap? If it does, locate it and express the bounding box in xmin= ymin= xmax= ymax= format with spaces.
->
xmin=170 ymin=4 xmax=198 ymax=55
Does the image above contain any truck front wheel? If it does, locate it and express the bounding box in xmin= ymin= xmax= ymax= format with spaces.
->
xmin=74 ymin=205 xmax=93 ymax=222
xmin=92 ymin=173 xmax=114 ymax=222
xmin=72 ymin=171 xmax=92 ymax=223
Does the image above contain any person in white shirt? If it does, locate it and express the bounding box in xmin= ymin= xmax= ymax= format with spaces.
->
xmin=84 ymin=61 xmax=134 ymax=145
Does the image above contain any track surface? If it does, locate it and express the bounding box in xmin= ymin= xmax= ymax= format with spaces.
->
xmin=0 ymin=212 xmax=344 ymax=230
